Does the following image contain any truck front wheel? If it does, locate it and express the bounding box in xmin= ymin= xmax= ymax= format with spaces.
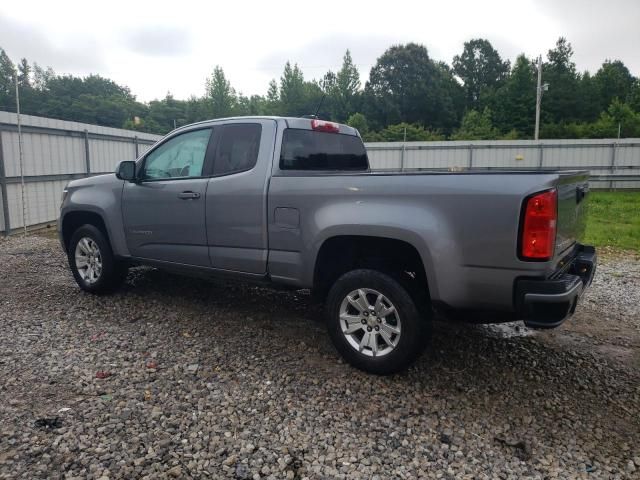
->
xmin=326 ymin=269 xmax=428 ymax=374
xmin=67 ymin=224 xmax=127 ymax=293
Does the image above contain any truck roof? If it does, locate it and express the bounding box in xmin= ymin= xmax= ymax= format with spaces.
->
xmin=173 ymin=116 xmax=360 ymax=137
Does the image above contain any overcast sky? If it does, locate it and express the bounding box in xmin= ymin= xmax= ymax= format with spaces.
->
xmin=1 ymin=0 xmax=638 ymax=102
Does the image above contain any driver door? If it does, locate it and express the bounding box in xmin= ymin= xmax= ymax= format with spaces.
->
xmin=122 ymin=127 xmax=214 ymax=266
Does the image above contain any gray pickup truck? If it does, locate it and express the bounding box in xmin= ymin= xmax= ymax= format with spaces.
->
xmin=59 ymin=116 xmax=596 ymax=374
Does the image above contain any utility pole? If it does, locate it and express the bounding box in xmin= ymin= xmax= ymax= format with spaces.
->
xmin=534 ymin=55 xmax=549 ymax=141
xmin=534 ymin=55 xmax=542 ymax=141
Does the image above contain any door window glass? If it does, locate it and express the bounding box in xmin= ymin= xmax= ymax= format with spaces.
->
xmin=143 ymin=128 xmax=212 ymax=180
xmin=213 ymin=124 xmax=262 ymax=175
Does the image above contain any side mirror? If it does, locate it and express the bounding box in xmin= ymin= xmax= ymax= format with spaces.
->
xmin=116 ymin=160 xmax=137 ymax=182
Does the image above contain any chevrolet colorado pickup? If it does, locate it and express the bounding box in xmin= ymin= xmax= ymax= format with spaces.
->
xmin=59 ymin=117 xmax=596 ymax=374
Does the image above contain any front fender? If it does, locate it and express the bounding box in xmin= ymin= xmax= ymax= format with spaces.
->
xmin=59 ymin=175 xmax=129 ymax=257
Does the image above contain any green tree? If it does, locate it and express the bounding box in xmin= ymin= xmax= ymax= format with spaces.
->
xmin=452 ymin=38 xmax=510 ymax=110
xmin=2 ymin=38 xmax=637 ymax=139
xmin=538 ymin=122 xmax=584 ymax=139
xmin=368 ymin=122 xmax=445 ymax=142
xmin=435 ymin=61 xmax=465 ymax=131
xmin=17 ymin=58 xmax=31 ymax=88
xmin=265 ymin=79 xmax=280 ymax=115
xmin=184 ymin=95 xmax=211 ymax=125
xmin=279 ymin=62 xmax=306 ymax=116
xmin=597 ymin=99 xmax=640 ymax=137
xmin=206 ymin=66 xmax=236 ymax=118
xmin=540 ymin=100 xmax=640 ymax=139
xmin=304 ymin=80 xmax=330 ymax=118
xmin=491 ymin=54 xmax=536 ymax=137
xmin=0 ymin=48 xmax=16 ymax=111
xmin=542 ymin=37 xmax=581 ymax=124
xmin=32 ymin=63 xmax=55 ymax=91
xmin=15 ymin=58 xmax=42 ymax=116
xmin=332 ymin=50 xmax=361 ymax=122
xmin=451 ymin=108 xmax=499 ymax=140
xmin=577 ymin=71 xmax=602 ymax=121
xmin=37 ymin=74 xmax=141 ymax=127
xmin=593 ymin=60 xmax=635 ymax=112
xmin=630 ymin=79 xmax=640 ymax=113
xmin=319 ymin=70 xmax=338 ymax=120
xmin=364 ymin=43 xmax=460 ymax=132
xmin=346 ymin=112 xmax=369 ymax=135
xmin=233 ymin=93 xmax=266 ymax=116
xmin=500 ymin=129 xmax=520 ymax=140
xmin=147 ymin=93 xmax=187 ymax=132
xmin=320 ymin=70 xmax=337 ymax=94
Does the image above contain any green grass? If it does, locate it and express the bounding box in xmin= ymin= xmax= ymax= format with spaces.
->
xmin=584 ymin=191 xmax=640 ymax=252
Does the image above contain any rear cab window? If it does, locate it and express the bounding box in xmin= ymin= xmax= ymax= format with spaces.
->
xmin=280 ymin=129 xmax=368 ymax=171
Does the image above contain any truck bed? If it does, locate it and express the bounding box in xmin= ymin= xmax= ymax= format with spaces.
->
xmin=268 ymin=169 xmax=590 ymax=313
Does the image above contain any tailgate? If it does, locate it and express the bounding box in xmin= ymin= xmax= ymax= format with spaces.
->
xmin=555 ymin=171 xmax=590 ymax=258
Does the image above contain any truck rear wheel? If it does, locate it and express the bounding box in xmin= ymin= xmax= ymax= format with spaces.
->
xmin=326 ymin=269 xmax=428 ymax=374
xmin=67 ymin=224 xmax=127 ymax=294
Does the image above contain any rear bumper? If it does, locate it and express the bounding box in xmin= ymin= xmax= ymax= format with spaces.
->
xmin=515 ymin=245 xmax=597 ymax=328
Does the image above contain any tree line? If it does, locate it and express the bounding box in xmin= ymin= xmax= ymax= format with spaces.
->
xmin=1 ymin=37 xmax=639 ymax=141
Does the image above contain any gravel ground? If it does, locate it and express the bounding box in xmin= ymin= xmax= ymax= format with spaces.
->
xmin=0 ymin=235 xmax=639 ymax=479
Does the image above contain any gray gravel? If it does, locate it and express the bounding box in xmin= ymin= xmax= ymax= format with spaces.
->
xmin=0 ymin=235 xmax=639 ymax=479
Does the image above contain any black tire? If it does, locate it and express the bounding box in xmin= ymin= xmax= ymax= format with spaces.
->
xmin=67 ymin=224 xmax=127 ymax=294
xmin=326 ymin=269 xmax=429 ymax=375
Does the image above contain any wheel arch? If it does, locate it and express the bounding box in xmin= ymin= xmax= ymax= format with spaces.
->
xmin=61 ymin=210 xmax=111 ymax=252
xmin=311 ymin=233 xmax=436 ymax=310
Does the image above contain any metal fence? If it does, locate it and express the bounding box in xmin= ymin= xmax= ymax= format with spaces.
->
xmin=365 ymin=138 xmax=640 ymax=189
xmin=0 ymin=111 xmax=161 ymax=234
xmin=1 ymin=111 xmax=638 ymax=235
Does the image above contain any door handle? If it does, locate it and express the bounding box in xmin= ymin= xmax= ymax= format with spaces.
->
xmin=178 ymin=191 xmax=201 ymax=200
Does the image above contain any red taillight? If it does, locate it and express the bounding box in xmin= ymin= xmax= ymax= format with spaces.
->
xmin=311 ymin=119 xmax=339 ymax=133
xmin=520 ymin=189 xmax=557 ymax=260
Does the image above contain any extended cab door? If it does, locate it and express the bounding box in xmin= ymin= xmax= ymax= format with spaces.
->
xmin=205 ymin=119 xmax=276 ymax=274
xmin=122 ymin=127 xmax=214 ymax=266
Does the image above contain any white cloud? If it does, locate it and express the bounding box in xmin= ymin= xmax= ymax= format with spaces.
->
xmin=121 ymin=26 xmax=192 ymax=57
xmin=0 ymin=0 xmax=638 ymax=102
